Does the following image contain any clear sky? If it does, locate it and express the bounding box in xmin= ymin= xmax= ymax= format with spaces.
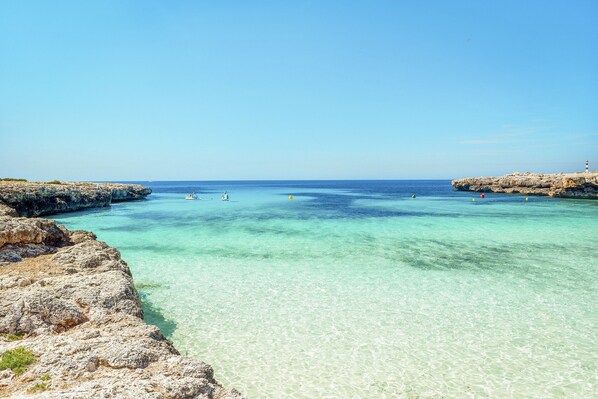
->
xmin=1 ymin=1 xmax=597 ymax=181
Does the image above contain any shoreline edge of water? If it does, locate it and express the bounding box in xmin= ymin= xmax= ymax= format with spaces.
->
xmin=0 ymin=181 xmax=245 ymax=398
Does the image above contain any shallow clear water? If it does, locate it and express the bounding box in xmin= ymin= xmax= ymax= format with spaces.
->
xmin=52 ymin=181 xmax=598 ymax=398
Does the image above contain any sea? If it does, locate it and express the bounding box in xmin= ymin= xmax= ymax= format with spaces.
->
xmin=51 ymin=180 xmax=598 ymax=398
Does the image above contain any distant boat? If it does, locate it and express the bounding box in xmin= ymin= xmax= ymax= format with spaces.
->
xmin=185 ymin=192 xmax=198 ymax=200
xmin=221 ymin=191 xmax=230 ymax=201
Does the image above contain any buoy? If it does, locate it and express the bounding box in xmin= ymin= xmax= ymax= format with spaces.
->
xmin=472 ymin=198 xmax=476 ymax=202
xmin=525 ymin=197 xmax=528 ymax=201
xmin=412 ymin=194 xmax=416 ymax=198
xmin=480 ymin=193 xmax=485 ymax=198
xmin=289 ymin=195 xmax=293 ymax=200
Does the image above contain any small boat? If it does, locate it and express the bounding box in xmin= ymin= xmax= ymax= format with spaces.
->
xmin=221 ymin=191 xmax=230 ymax=201
xmin=185 ymin=192 xmax=198 ymax=200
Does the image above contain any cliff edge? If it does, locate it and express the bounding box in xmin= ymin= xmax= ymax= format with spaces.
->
xmin=0 ymin=181 xmax=152 ymax=217
xmin=451 ymin=172 xmax=598 ymax=199
xmin=0 ymin=184 xmax=244 ymax=398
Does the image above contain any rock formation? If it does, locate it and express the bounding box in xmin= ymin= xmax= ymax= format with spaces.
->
xmin=451 ymin=172 xmax=598 ymax=199
xmin=0 ymin=181 xmax=152 ymax=217
xmin=0 ymin=183 xmax=244 ymax=398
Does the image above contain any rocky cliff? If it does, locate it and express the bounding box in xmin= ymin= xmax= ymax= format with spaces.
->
xmin=0 ymin=185 xmax=244 ymax=398
xmin=451 ymin=172 xmax=598 ymax=199
xmin=0 ymin=182 xmax=152 ymax=217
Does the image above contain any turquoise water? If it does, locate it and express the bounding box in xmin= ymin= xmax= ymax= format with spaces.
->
xmin=52 ymin=181 xmax=598 ymax=398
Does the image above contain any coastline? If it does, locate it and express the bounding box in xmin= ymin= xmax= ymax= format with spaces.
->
xmin=451 ymin=171 xmax=598 ymax=199
xmin=0 ymin=182 xmax=244 ymax=398
xmin=0 ymin=181 xmax=152 ymax=217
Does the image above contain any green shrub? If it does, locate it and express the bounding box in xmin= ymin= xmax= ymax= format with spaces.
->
xmin=27 ymin=382 xmax=47 ymax=393
xmin=0 ymin=347 xmax=35 ymax=375
xmin=0 ymin=178 xmax=27 ymax=182
xmin=26 ymin=373 xmax=51 ymax=393
xmin=46 ymin=180 xmax=63 ymax=184
xmin=3 ymin=333 xmax=23 ymax=341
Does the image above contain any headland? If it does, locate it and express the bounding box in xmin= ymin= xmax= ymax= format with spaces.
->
xmin=451 ymin=172 xmax=598 ymax=199
xmin=0 ymin=181 xmax=152 ymax=217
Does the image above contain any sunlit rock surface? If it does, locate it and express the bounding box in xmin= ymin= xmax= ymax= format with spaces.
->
xmin=451 ymin=172 xmax=598 ymax=199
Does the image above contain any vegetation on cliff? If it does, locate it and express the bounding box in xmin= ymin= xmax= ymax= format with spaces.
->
xmin=0 ymin=347 xmax=35 ymax=376
xmin=0 ymin=178 xmax=27 ymax=182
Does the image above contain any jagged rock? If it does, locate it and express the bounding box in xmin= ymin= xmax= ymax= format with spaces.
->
xmin=0 ymin=204 xmax=17 ymax=217
xmin=0 ymin=181 xmax=151 ymax=217
xmin=0 ymin=250 xmax=142 ymax=335
xmin=110 ymin=185 xmax=153 ymax=202
xmin=0 ymin=243 xmax=57 ymax=263
xmin=451 ymin=172 xmax=598 ymax=199
xmin=0 ymin=216 xmax=69 ymax=247
xmin=68 ymin=230 xmax=96 ymax=244
xmin=0 ymin=216 xmax=71 ymax=263
xmin=51 ymin=240 xmax=131 ymax=274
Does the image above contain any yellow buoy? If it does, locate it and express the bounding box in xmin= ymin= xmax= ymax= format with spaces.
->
xmin=289 ymin=195 xmax=293 ymax=200
xmin=472 ymin=198 xmax=475 ymax=202
xmin=525 ymin=197 xmax=528 ymax=201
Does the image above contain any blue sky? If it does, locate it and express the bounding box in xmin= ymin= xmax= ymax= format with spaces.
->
xmin=1 ymin=1 xmax=597 ymax=180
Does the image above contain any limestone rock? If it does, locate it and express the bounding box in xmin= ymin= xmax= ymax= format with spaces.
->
xmin=68 ymin=230 xmax=96 ymax=244
xmin=451 ymin=172 xmax=598 ymax=199
xmin=0 ymin=243 xmax=58 ymax=263
xmin=0 ymin=204 xmax=17 ymax=217
xmin=0 ymin=216 xmax=69 ymax=247
xmin=0 ymin=181 xmax=151 ymax=217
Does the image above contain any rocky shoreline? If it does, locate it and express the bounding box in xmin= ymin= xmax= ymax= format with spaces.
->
xmin=451 ymin=172 xmax=598 ymax=199
xmin=0 ymin=182 xmax=244 ymax=398
xmin=0 ymin=181 xmax=152 ymax=217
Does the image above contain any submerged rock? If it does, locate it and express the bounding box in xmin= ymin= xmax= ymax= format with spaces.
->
xmin=451 ymin=172 xmax=598 ymax=199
